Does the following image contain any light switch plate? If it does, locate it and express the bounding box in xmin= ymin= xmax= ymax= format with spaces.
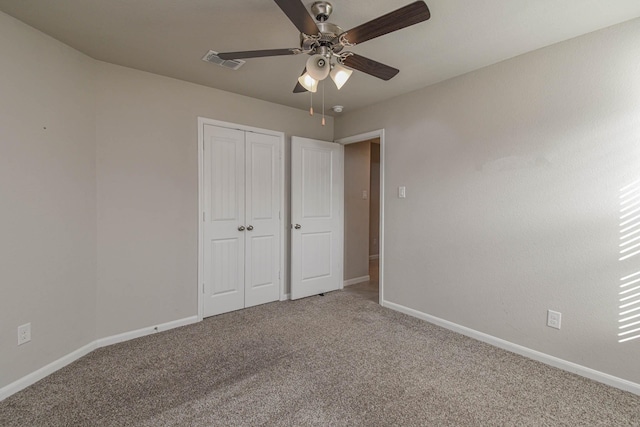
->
xmin=398 ymin=186 xmax=406 ymax=198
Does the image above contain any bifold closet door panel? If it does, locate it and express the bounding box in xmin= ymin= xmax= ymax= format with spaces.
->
xmin=203 ymin=125 xmax=245 ymax=317
xmin=244 ymin=132 xmax=281 ymax=308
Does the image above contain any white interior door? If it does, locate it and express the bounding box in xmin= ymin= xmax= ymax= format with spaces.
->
xmin=244 ymin=132 xmax=280 ymax=307
xmin=203 ymin=125 xmax=245 ymax=316
xmin=291 ymin=136 xmax=344 ymax=300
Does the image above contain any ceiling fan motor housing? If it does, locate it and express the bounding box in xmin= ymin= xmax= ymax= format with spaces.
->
xmin=300 ymin=21 xmax=344 ymax=55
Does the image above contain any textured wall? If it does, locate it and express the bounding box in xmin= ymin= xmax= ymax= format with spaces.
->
xmin=335 ymin=18 xmax=640 ymax=383
xmin=0 ymin=12 xmax=97 ymax=388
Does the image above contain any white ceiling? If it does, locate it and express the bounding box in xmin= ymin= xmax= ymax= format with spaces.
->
xmin=2 ymin=0 xmax=640 ymax=115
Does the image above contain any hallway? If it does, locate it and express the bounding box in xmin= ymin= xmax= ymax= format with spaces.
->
xmin=344 ymin=258 xmax=379 ymax=302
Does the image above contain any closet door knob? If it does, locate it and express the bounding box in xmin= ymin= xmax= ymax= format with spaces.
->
xmin=294 ymin=224 xmax=302 ymax=229
xmin=247 ymin=225 xmax=254 ymax=231
xmin=238 ymin=226 xmax=245 ymax=231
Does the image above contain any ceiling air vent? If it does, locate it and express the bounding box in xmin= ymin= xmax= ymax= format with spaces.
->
xmin=202 ymin=50 xmax=245 ymax=70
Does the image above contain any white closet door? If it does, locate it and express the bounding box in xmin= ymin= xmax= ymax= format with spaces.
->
xmin=244 ymin=132 xmax=280 ymax=307
xmin=290 ymin=136 xmax=344 ymax=300
xmin=203 ymin=125 xmax=245 ymax=317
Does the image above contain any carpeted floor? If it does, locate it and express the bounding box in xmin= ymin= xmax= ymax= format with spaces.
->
xmin=1 ymin=288 xmax=639 ymax=426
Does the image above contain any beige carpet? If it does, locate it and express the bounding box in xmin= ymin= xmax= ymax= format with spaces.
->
xmin=1 ymin=289 xmax=639 ymax=426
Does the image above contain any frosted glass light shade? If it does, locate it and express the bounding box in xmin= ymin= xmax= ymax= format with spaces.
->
xmin=330 ymin=63 xmax=353 ymax=90
xmin=298 ymin=72 xmax=318 ymax=93
xmin=306 ymin=54 xmax=330 ymax=81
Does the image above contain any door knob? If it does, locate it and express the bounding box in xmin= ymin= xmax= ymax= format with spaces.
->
xmin=294 ymin=224 xmax=302 ymax=229
xmin=238 ymin=225 xmax=245 ymax=231
xmin=247 ymin=225 xmax=254 ymax=231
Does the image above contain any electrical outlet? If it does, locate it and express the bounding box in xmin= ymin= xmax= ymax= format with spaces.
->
xmin=18 ymin=323 xmax=31 ymax=345
xmin=547 ymin=310 xmax=561 ymax=329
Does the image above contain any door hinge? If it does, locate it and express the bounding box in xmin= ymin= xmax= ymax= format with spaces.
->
xmin=203 ymin=212 xmax=205 ymax=221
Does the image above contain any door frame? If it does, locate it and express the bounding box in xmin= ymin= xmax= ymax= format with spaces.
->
xmin=336 ymin=129 xmax=385 ymax=305
xmin=197 ymin=117 xmax=285 ymax=321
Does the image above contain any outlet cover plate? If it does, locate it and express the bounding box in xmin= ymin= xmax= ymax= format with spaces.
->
xmin=18 ymin=323 xmax=31 ymax=345
xmin=547 ymin=310 xmax=561 ymax=329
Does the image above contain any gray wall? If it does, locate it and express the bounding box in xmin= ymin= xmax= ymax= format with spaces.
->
xmin=369 ymin=142 xmax=380 ymax=258
xmin=0 ymin=10 xmax=333 ymax=390
xmin=344 ymin=141 xmax=371 ymax=281
xmin=335 ymin=18 xmax=640 ymax=383
xmin=0 ymin=12 xmax=97 ymax=387
xmin=95 ymin=62 xmax=332 ymax=337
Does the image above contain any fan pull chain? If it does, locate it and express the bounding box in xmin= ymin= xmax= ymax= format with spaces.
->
xmin=321 ymin=81 xmax=326 ymax=126
xmin=309 ymin=91 xmax=314 ymax=116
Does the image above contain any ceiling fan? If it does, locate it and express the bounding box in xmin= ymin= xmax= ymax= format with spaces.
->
xmin=217 ymin=0 xmax=431 ymax=93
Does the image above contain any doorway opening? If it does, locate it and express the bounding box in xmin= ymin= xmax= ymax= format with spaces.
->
xmin=337 ymin=130 xmax=385 ymax=305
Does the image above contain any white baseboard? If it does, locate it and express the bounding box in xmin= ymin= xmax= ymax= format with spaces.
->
xmin=382 ymin=300 xmax=640 ymax=396
xmin=344 ymin=275 xmax=370 ymax=287
xmin=0 ymin=341 xmax=97 ymax=401
xmin=281 ymin=293 xmax=291 ymax=301
xmin=369 ymin=254 xmax=379 ymax=260
xmin=95 ymin=316 xmax=198 ymax=348
xmin=0 ymin=315 xmax=199 ymax=401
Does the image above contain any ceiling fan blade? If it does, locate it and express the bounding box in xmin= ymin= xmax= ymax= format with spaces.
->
xmin=274 ymin=0 xmax=320 ymax=35
xmin=293 ymin=67 xmax=308 ymax=93
xmin=341 ymin=1 xmax=430 ymax=45
xmin=217 ymin=48 xmax=299 ymax=60
xmin=293 ymin=82 xmax=307 ymax=93
xmin=342 ymin=54 xmax=399 ymax=81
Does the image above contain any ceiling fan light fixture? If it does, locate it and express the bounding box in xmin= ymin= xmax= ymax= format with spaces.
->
xmin=306 ymin=54 xmax=331 ymax=81
xmin=330 ymin=63 xmax=353 ymax=90
xmin=298 ymin=72 xmax=319 ymax=93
